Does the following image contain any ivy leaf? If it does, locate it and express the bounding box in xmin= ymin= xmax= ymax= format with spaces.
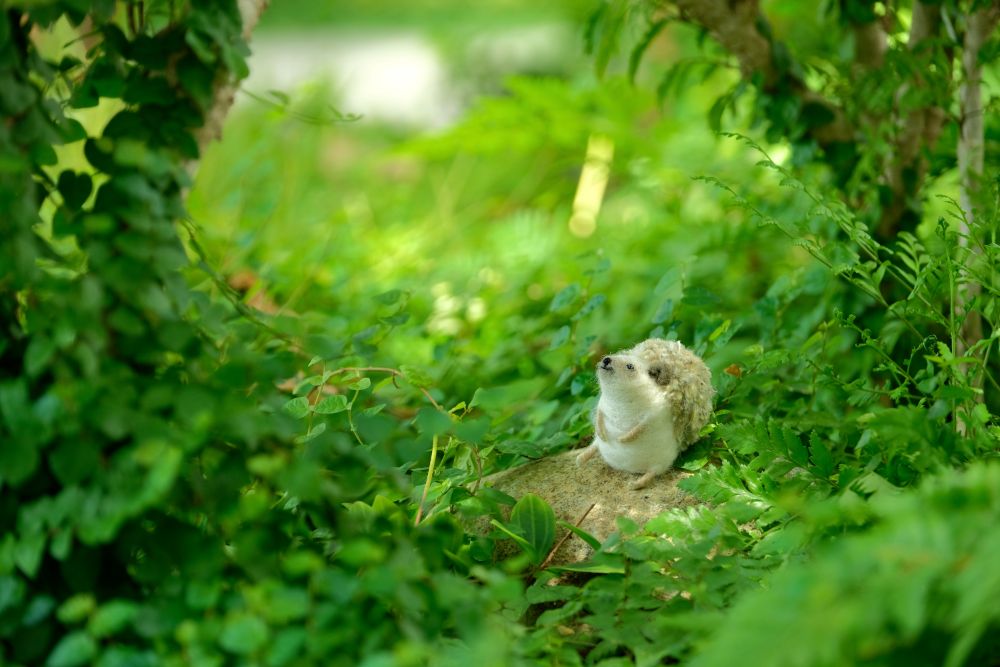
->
xmin=0 ymin=71 xmax=36 ymax=114
xmin=57 ymin=171 xmax=92 ymax=211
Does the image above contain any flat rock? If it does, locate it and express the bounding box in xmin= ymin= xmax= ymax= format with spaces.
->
xmin=480 ymin=449 xmax=699 ymax=565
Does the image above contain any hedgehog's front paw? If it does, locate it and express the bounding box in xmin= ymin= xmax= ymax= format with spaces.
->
xmin=576 ymin=443 xmax=598 ymax=466
xmin=595 ymin=410 xmax=610 ymax=442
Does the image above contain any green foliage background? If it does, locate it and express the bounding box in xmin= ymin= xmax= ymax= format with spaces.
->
xmin=2 ymin=1 xmax=1000 ymax=666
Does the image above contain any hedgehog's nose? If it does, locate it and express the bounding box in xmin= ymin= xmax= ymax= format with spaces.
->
xmin=601 ymin=356 xmax=612 ymax=367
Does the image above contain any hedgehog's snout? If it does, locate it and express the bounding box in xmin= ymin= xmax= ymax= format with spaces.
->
xmin=600 ymin=356 xmax=612 ymax=370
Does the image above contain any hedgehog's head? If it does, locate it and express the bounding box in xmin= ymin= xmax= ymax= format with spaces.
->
xmin=596 ymin=352 xmax=671 ymax=403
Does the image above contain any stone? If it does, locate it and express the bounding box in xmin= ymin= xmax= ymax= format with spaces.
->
xmin=480 ymin=449 xmax=699 ymax=566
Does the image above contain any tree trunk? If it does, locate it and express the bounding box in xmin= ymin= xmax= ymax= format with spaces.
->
xmin=192 ymin=0 xmax=271 ymax=162
xmin=955 ymin=3 xmax=1000 ymax=420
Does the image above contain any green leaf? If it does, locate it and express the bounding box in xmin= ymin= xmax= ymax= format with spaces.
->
xmin=0 ymin=576 xmax=25 ymax=614
xmin=294 ymin=422 xmax=327 ymax=444
xmin=380 ymin=312 xmax=409 ymax=326
xmin=176 ymin=55 xmax=215 ymax=108
xmin=681 ymin=285 xmax=721 ymax=308
xmin=489 ymin=519 xmax=534 ymax=554
xmin=362 ymin=404 xmax=386 ymax=417
xmin=373 ymin=289 xmax=403 ymax=305
xmin=88 ymin=600 xmax=138 ymax=638
xmin=548 ymin=325 xmax=571 ymax=350
xmin=263 ymin=587 xmax=310 ymax=623
xmin=401 ymin=365 xmax=433 ymax=388
xmin=549 ymin=283 xmax=581 ymax=312
xmin=313 ymin=395 xmax=348 ymax=415
xmin=751 ymin=523 xmax=806 ymax=556
xmin=282 ymin=396 xmax=311 ymax=419
xmin=57 ymin=171 xmax=92 ymax=211
xmin=269 ymin=90 xmax=291 ymax=105
xmin=628 ymin=19 xmax=668 ymax=83
xmin=808 ymin=432 xmax=835 ymax=477
xmin=552 ymin=557 xmax=626 ymax=575
xmin=347 ymin=377 xmax=371 ymax=391
xmin=572 ymin=294 xmax=606 ymax=321
xmin=267 ymin=627 xmax=307 ymax=666
xmin=247 ymin=454 xmax=287 ymax=478
xmin=86 ymin=57 xmax=125 ymax=99
xmin=469 ymin=378 xmax=546 ymax=411
xmin=591 ymin=3 xmax=626 ymax=78
xmin=46 ymin=631 xmax=97 ymax=667
xmin=453 ymin=417 xmax=490 ymax=443
xmin=414 ymin=407 xmax=452 ymax=436
xmin=776 ymin=424 xmax=809 ymax=467
xmin=56 ymin=593 xmax=95 ymax=623
xmin=14 ymin=532 xmax=45 ymax=578
xmin=508 ymin=494 xmax=556 ymax=565
xmin=678 ymin=439 xmax=712 ymax=471
xmin=558 ymin=520 xmax=602 ymax=551
xmin=293 ymin=375 xmax=324 ymax=395
xmin=219 ymin=613 xmax=269 ymax=655
xmin=22 ymin=594 xmax=55 ymax=625
xmin=495 ymin=439 xmax=549 ymax=458
xmin=652 ymin=298 xmax=674 ymax=324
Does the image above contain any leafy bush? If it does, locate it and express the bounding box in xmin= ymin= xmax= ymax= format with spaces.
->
xmin=3 ymin=1 xmax=1000 ymax=666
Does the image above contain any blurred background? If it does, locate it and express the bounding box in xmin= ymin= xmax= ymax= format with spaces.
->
xmin=185 ymin=0 xmax=800 ymax=389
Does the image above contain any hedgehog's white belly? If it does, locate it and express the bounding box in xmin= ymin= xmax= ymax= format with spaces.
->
xmin=596 ymin=413 xmax=679 ymax=474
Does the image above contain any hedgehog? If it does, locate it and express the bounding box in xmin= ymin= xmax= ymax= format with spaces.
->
xmin=575 ymin=338 xmax=714 ymax=489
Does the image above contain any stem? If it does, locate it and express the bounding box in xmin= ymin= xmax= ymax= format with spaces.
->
xmin=414 ymin=435 xmax=440 ymax=526
xmin=331 ymin=366 xmax=444 ymax=411
xmin=347 ymin=389 xmax=364 ymax=446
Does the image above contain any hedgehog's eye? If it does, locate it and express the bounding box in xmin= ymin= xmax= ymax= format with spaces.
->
xmin=626 ymin=363 xmax=635 ymax=370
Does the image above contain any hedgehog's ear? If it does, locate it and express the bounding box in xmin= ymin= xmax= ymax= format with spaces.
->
xmin=648 ymin=364 xmax=670 ymax=386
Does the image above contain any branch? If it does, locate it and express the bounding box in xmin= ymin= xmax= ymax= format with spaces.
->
xmin=672 ymin=0 xmax=773 ymax=82
xmin=539 ymin=503 xmax=596 ymax=570
xmin=669 ymin=0 xmax=853 ymax=146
